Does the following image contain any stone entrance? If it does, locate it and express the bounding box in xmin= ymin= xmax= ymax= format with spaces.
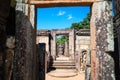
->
xmin=36 ymin=29 xmax=76 ymax=77
xmin=1 ymin=0 xmax=120 ymax=80
xmin=51 ymin=29 xmax=75 ymax=60
xmin=0 ymin=0 xmax=116 ymax=80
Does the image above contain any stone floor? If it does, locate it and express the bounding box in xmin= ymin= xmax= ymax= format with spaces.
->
xmin=47 ymin=69 xmax=78 ymax=77
xmin=46 ymin=72 xmax=85 ymax=80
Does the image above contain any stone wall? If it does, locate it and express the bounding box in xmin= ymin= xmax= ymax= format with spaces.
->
xmin=36 ymin=36 xmax=50 ymax=53
xmin=114 ymin=0 xmax=120 ymax=79
xmin=75 ymin=29 xmax=90 ymax=52
xmin=13 ymin=1 xmax=37 ymax=80
xmin=76 ymin=36 xmax=90 ymax=51
xmin=0 ymin=0 xmax=12 ymax=80
xmin=37 ymin=30 xmax=50 ymax=55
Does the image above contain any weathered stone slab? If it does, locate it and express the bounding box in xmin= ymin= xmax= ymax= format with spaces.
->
xmin=91 ymin=1 xmax=115 ymax=80
xmin=37 ymin=43 xmax=46 ymax=80
xmin=114 ymin=0 xmax=120 ymax=79
xmin=0 ymin=1 xmax=11 ymax=80
xmin=30 ymin=0 xmax=100 ymax=7
xmin=5 ymin=36 xmax=15 ymax=80
xmin=64 ymin=42 xmax=69 ymax=57
xmin=30 ymin=5 xmax=35 ymax=28
xmin=85 ymin=49 xmax=91 ymax=80
xmin=0 ymin=24 xmax=6 ymax=80
xmin=13 ymin=3 xmax=36 ymax=80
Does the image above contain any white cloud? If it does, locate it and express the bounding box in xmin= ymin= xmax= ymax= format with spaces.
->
xmin=68 ymin=14 xmax=73 ymax=20
xmin=57 ymin=10 xmax=66 ymax=16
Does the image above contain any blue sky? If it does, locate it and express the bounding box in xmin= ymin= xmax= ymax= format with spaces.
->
xmin=37 ymin=6 xmax=90 ymax=30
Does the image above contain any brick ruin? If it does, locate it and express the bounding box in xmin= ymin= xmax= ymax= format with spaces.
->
xmin=0 ymin=0 xmax=120 ymax=80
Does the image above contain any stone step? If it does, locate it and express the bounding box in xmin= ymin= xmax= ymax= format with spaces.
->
xmin=52 ymin=65 xmax=76 ymax=69
xmin=56 ymin=56 xmax=70 ymax=61
xmin=53 ymin=61 xmax=75 ymax=66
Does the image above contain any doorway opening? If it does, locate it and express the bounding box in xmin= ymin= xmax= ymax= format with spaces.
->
xmin=36 ymin=6 xmax=90 ymax=80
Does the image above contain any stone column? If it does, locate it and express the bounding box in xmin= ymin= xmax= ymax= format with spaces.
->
xmin=91 ymin=1 xmax=115 ymax=80
xmin=51 ymin=31 xmax=56 ymax=60
xmin=0 ymin=24 xmax=6 ymax=80
xmin=85 ymin=49 xmax=91 ymax=80
xmin=69 ymin=29 xmax=75 ymax=60
xmin=29 ymin=4 xmax=37 ymax=80
xmin=114 ymin=0 xmax=120 ymax=79
xmin=13 ymin=1 xmax=36 ymax=80
xmin=64 ymin=41 xmax=69 ymax=57
xmin=37 ymin=43 xmax=46 ymax=80
xmin=0 ymin=0 xmax=11 ymax=80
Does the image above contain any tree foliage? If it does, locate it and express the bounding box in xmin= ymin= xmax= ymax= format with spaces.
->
xmin=70 ymin=13 xmax=90 ymax=30
xmin=56 ymin=36 xmax=69 ymax=44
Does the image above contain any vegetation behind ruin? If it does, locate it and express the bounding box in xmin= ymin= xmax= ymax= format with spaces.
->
xmin=57 ymin=13 xmax=90 ymax=44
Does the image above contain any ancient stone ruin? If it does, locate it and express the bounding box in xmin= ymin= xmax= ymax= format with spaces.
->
xmin=0 ymin=0 xmax=120 ymax=80
xmin=36 ymin=29 xmax=90 ymax=75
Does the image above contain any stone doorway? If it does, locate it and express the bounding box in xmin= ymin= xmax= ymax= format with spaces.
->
xmin=51 ymin=29 xmax=75 ymax=60
xmin=56 ymin=35 xmax=69 ymax=57
xmin=48 ymin=29 xmax=76 ymax=78
xmin=14 ymin=0 xmax=114 ymax=80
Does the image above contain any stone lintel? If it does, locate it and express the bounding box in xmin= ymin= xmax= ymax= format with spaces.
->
xmin=29 ymin=0 xmax=100 ymax=7
xmin=76 ymin=29 xmax=90 ymax=36
xmin=51 ymin=29 xmax=73 ymax=35
xmin=37 ymin=30 xmax=50 ymax=36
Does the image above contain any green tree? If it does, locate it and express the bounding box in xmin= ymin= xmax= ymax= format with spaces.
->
xmin=56 ymin=36 xmax=69 ymax=44
xmin=70 ymin=13 xmax=90 ymax=30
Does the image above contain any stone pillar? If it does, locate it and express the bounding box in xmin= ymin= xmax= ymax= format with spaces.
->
xmin=37 ymin=43 xmax=46 ymax=80
xmin=85 ymin=49 xmax=91 ymax=80
xmin=57 ymin=44 xmax=64 ymax=56
xmin=29 ymin=4 xmax=37 ymax=80
xmin=0 ymin=24 xmax=6 ymax=80
xmin=51 ymin=31 xmax=56 ymax=60
xmin=13 ymin=1 xmax=36 ymax=80
xmin=0 ymin=0 xmax=11 ymax=80
xmin=91 ymin=1 xmax=115 ymax=80
xmin=30 ymin=5 xmax=35 ymax=28
xmin=69 ymin=29 xmax=75 ymax=60
xmin=64 ymin=42 xmax=69 ymax=57
xmin=114 ymin=0 xmax=120 ymax=79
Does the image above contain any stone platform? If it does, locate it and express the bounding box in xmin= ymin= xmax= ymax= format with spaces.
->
xmin=48 ymin=69 xmax=78 ymax=78
xmin=56 ymin=56 xmax=70 ymax=61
